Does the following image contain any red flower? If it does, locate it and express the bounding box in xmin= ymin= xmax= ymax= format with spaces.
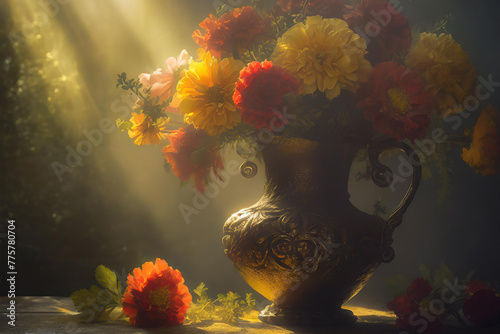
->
xmin=463 ymin=289 xmax=500 ymax=326
xmin=387 ymin=278 xmax=440 ymax=333
xmin=234 ymin=60 xmax=298 ymax=130
xmin=193 ymin=6 xmax=269 ymax=58
xmin=357 ymin=62 xmax=434 ymax=142
xmin=407 ymin=278 xmax=434 ymax=300
xmin=387 ymin=294 xmax=418 ymax=318
xmin=277 ymin=0 xmax=346 ymax=18
xmin=162 ymin=126 xmax=224 ymax=193
xmin=122 ymin=259 xmax=192 ymax=327
xmin=344 ymin=0 xmax=411 ymax=63
xmin=466 ymin=280 xmax=488 ymax=296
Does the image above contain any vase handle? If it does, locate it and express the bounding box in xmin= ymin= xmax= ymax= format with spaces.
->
xmin=368 ymin=139 xmax=422 ymax=232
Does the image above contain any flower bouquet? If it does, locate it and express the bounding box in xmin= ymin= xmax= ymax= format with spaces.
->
xmin=113 ymin=0 xmax=500 ymax=328
xmin=116 ymin=0 xmax=499 ymax=192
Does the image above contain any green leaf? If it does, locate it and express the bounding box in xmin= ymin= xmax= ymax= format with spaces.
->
xmin=434 ymin=263 xmax=455 ymax=288
xmin=116 ymin=119 xmax=133 ymax=132
xmin=420 ymin=263 xmax=433 ymax=283
xmin=95 ymin=265 xmax=118 ymax=295
xmin=464 ymin=271 xmax=474 ymax=284
xmin=243 ymin=293 xmax=255 ymax=315
xmin=193 ymin=282 xmax=208 ymax=298
xmin=71 ymin=287 xmax=104 ymax=322
xmin=386 ymin=275 xmax=412 ymax=297
xmin=71 ymin=265 xmax=125 ymax=323
xmin=71 ymin=289 xmax=93 ymax=312
xmin=186 ymin=283 xmax=251 ymax=324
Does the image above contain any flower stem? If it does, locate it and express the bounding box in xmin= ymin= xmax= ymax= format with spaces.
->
xmin=448 ymin=309 xmax=469 ymax=328
xmin=265 ymin=2 xmax=285 ymax=34
xmin=232 ymin=44 xmax=240 ymax=60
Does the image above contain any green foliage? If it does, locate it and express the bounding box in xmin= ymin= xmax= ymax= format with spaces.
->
xmin=419 ymin=263 xmax=456 ymax=289
xmin=71 ymin=265 xmax=124 ymax=323
xmin=186 ymin=282 xmax=256 ymax=324
xmin=95 ymin=265 xmax=122 ymax=296
xmin=433 ymin=263 xmax=455 ymax=289
xmin=432 ymin=14 xmax=453 ymax=34
xmin=116 ymin=72 xmax=172 ymax=122
xmin=243 ymin=293 xmax=256 ymax=314
xmin=116 ymin=119 xmax=133 ymax=132
xmin=409 ymin=114 xmax=454 ymax=202
xmin=412 ymin=14 xmax=454 ymax=40
xmin=386 ymin=274 xmax=412 ymax=297
xmin=420 ymin=263 xmax=433 ymax=282
xmin=216 ymin=291 xmax=245 ymax=323
xmin=212 ymin=123 xmax=257 ymax=153
xmin=116 ymin=72 xmax=144 ymax=95
xmin=215 ymin=4 xmax=236 ymax=17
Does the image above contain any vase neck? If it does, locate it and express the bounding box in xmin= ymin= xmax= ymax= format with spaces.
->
xmin=262 ymin=138 xmax=361 ymax=207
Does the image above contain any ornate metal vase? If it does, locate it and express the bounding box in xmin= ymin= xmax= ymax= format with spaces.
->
xmin=222 ymin=137 xmax=421 ymax=326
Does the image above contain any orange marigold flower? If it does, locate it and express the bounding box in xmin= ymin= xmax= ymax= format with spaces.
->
xmin=192 ymin=6 xmax=269 ymax=58
xmin=163 ymin=126 xmax=224 ymax=193
xmin=122 ymin=258 xmax=192 ymax=327
xmin=128 ymin=112 xmax=168 ymax=145
xmin=462 ymin=105 xmax=500 ymax=175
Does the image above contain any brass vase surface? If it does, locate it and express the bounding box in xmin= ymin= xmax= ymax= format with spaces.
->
xmin=222 ymin=137 xmax=421 ymax=326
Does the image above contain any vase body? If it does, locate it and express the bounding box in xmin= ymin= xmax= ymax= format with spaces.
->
xmin=222 ymin=137 xmax=401 ymax=325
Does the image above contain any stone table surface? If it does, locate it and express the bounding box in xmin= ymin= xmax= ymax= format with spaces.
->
xmin=1 ymin=297 xmax=499 ymax=334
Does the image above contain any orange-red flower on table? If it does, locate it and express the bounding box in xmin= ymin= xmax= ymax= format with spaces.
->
xmin=277 ymin=0 xmax=346 ymax=18
xmin=162 ymin=126 xmax=223 ymax=193
xmin=463 ymin=288 xmax=500 ymax=326
xmin=344 ymin=0 xmax=411 ymax=63
xmin=122 ymin=258 xmax=192 ymax=327
xmin=357 ymin=62 xmax=434 ymax=142
xmin=462 ymin=105 xmax=500 ymax=175
xmin=234 ymin=60 xmax=298 ymax=130
xmin=128 ymin=112 xmax=168 ymax=145
xmin=193 ymin=6 xmax=269 ymax=58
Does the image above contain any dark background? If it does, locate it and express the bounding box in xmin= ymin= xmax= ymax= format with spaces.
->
xmin=1 ymin=0 xmax=499 ymax=310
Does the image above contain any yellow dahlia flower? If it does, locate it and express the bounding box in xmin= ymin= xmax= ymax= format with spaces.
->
xmin=272 ymin=16 xmax=372 ymax=100
xmin=128 ymin=112 xmax=169 ymax=145
xmin=176 ymin=51 xmax=244 ymax=135
xmin=406 ymin=33 xmax=476 ymax=115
